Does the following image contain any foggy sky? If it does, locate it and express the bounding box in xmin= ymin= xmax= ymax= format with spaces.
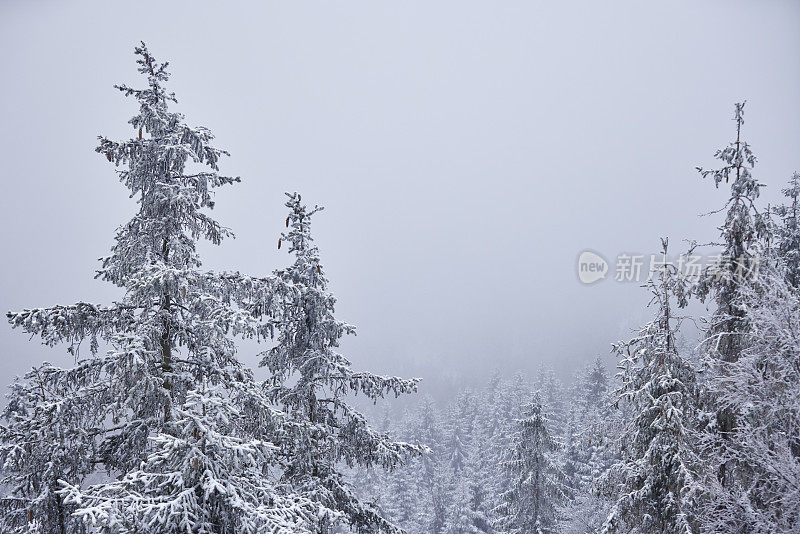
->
xmin=1 ymin=1 xmax=799 ymax=396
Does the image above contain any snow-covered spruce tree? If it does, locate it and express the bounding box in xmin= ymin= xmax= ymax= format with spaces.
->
xmin=534 ymin=368 xmax=567 ymax=440
xmin=375 ymin=405 xmax=438 ymax=534
xmin=261 ymin=192 xmax=423 ymax=533
xmin=486 ymin=374 xmax=531 ymax=521
xmin=407 ymin=396 xmax=448 ymax=534
xmin=462 ymin=374 xmax=518 ymax=534
xmin=446 ymin=456 xmax=496 ymax=534
xmin=2 ymin=43 xmax=322 ymax=533
xmin=411 ymin=396 xmax=445 ymax=484
xmin=493 ymin=393 xmax=568 ymax=534
xmin=692 ymin=102 xmax=770 ymax=498
xmin=444 ymin=390 xmax=476 ymax=477
xmin=697 ymin=262 xmax=800 ymax=533
xmin=561 ymin=405 xmax=583 ymax=494
xmin=461 ymin=437 xmax=498 ymax=533
xmin=558 ymin=489 xmax=613 ymax=534
xmin=439 ymin=389 xmax=478 ymax=530
xmin=446 ymin=482 xmax=478 ymax=534
xmin=693 ymin=101 xmax=768 ymax=364
xmin=572 ymin=357 xmax=613 ymax=491
xmin=383 ymin=455 xmax=427 ymax=533
xmin=426 ymin=455 xmax=453 ymax=534
xmin=602 ymin=238 xmax=701 ymax=534
xmin=773 ymin=172 xmax=800 ymax=287
xmin=442 ymin=426 xmax=497 ymax=534
xmin=558 ymin=359 xmax=616 ymax=534
xmin=0 ymin=364 xmax=95 ymax=533
xmin=581 ymin=357 xmax=610 ymax=416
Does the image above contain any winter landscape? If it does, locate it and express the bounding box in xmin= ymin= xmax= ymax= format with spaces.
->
xmin=1 ymin=2 xmax=799 ymax=533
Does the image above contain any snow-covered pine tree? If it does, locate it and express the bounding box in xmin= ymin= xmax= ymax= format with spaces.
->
xmin=371 ymin=404 xmax=438 ymax=534
xmin=534 ymin=368 xmax=566 ymax=440
xmin=408 ymin=396 xmax=444 ymax=486
xmin=558 ymin=490 xmax=612 ymax=534
xmin=773 ymin=172 xmax=800 ymax=287
xmin=581 ymin=357 xmax=610 ymax=416
xmin=446 ymin=467 xmax=496 ymax=534
xmin=0 ymin=364 xmax=94 ymax=533
xmin=442 ymin=422 xmax=497 ymax=534
xmin=560 ymin=405 xmax=582 ymax=494
xmin=408 ymin=396 xmax=448 ymax=534
xmin=437 ymin=389 xmax=478 ymax=531
xmin=694 ymin=101 xmax=767 ymax=362
xmin=261 ymin=192 xmax=423 ymax=533
xmin=427 ymin=456 xmax=453 ymax=534
xmin=693 ymin=102 xmax=770 ymax=495
xmin=2 ymin=43 xmax=321 ymax=533
xmin=493 ymin=393 xmax=568 ymax=534
xmin=602 ymin=238 xmax=701 ymax=534
xmin=461 ymin=437 xmax=498 ymax=533
xmin=444 ymin=390 xmax=476 ymax=477
xmin=558 ymin=358 xmax=616 ymax=533
xmin=696 ymin=259 xmax=800 ymax=532
xmin=487 ymin=374 xmax=530 ymax=515
xmin=461 ymin=373 xmax=520 ymax=534
xmin=569 ymin=357 xmax=614 ymax=491
xmin=470 ymin=374 xmax=508 ymax=521
xmin=382 ymin=455 xmax=427 ymax=533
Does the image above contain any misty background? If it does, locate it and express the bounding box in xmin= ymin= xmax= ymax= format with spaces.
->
xmin=1 ymin=1 xmax=798 ymax=399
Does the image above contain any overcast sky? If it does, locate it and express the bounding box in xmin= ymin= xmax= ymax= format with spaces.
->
xmin=1 ymin=1 xmax=798 ymax=396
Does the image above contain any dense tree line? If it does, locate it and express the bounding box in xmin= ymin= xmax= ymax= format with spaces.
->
xmin=349 ymin=362 xmax=614 ymax=534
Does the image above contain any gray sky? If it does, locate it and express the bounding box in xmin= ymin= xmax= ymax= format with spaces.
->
xmin=1 ymin=1 xmax=799 ymax=396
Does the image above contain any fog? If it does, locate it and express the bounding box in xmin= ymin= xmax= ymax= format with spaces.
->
xmin=1 ymin=1 xmax=798 ymax=397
